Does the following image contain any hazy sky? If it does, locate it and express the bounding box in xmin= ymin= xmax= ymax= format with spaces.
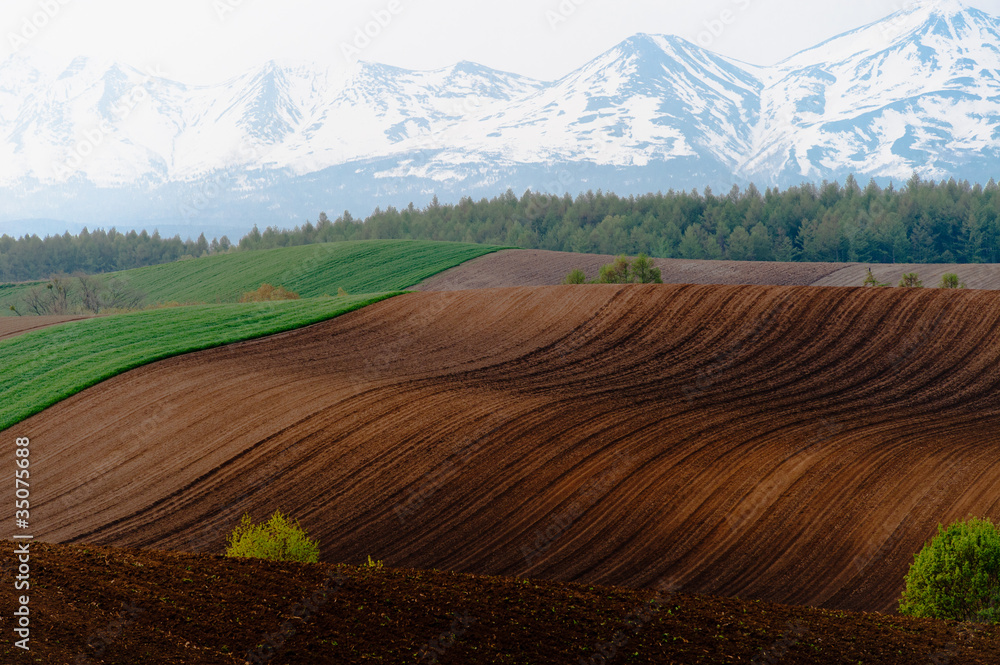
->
xmin=4 ymin=0 xmax=1000 ymax=83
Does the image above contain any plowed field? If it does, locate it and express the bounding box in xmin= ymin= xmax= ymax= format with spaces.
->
xmin=5 ymin=542 xmax=998 ymax=664
xmin=7 ymin=284 xmax=1000 ymax=614
xmin=412 ymin=249 xmax=1000 ymax=290
xmin=0 ymin=314 xmax=89 ymax=341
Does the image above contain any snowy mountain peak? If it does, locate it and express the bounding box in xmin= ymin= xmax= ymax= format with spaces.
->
xmin=1 ymin=3 xmax=1000 ymax=232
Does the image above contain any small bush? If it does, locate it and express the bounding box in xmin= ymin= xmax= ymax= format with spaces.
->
xmin=862 ymin=269 xmax=890 ymax=287
xmin=899 ymin=517 xmax=1000 ymax=622
xmin=899 ymin=273 xmax=923 ymax=288
xmin=565 ymin=254 xmax=663 ymax=285
xmin=225 ymin=510 xmax=320 ymax=563
xmin=238 ymin=284 xmax=301 ymax=303
xmin=939 ymin=273 xmax=967 ymax=289
xmin=630 ymin=253 xmax=663 ymax=284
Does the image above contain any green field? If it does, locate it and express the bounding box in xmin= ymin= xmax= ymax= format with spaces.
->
xmin=0 ymin=240 xmax=503 ymax=314
xmin=0 ymin=294 xmax=401 ymax=432
xmin=0 ymin=239 xmax=506 ymax=429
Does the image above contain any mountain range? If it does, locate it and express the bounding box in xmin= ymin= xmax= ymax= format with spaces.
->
xmin=2 ymin=0 xmax=999 ymax=238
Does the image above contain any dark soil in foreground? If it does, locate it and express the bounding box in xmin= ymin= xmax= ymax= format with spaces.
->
xmin=1 ymin=542 xmax=997 ymax=664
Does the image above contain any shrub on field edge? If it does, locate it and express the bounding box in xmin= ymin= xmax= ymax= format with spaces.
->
xmin=939 ymin=273 xmax=967 ymax=289
xmin=238 ymin=284 xmax=301 ymax=303
xmin=225 ymin=510 xmax=320 ymax=563
xmin=898 ymin=516 xmax=1000 ymax=623
xmin=562 ymin=254 xmax=663 ymax=285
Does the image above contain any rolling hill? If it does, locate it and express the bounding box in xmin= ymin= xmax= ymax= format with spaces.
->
xmin=6 ymin=284 xmax=1000 ymax=615
xmin=0 ymin=239 xmax=502 ymax=315
xmin=413 ymin=249 xmax=1000 ymax=291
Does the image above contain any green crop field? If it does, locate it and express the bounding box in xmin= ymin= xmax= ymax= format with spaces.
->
xmin=0 ymin=240 xmax=503 ymax=314
xmin=0 ymin=294 xmax=401 ymax=432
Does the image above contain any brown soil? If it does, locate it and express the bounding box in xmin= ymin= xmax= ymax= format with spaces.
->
xmin=411 ymin=249 xmax=1000 ymax=290
xmin=0 ymin=315 xmax=90 ymax=341
xmin=5 ymin=285 xmax=1000 ymax=616
xmin=815 ymin=263 xmax=1000 ymax=289
xmin=2 ymin=541 xmax=998 ymax=664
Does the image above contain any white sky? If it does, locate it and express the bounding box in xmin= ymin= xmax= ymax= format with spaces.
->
xmin=3 ymin=0 xmax=1000 ymax=84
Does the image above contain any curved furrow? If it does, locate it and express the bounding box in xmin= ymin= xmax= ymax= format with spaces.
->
xmin=5 ymin=284 xmax=1000 ymax=614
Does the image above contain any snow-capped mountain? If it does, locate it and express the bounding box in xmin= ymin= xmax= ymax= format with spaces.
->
xmin=748 ymin=0 xmax=1000 ymax=182
xmin=1 ymin=0 xmax=999 ymax=237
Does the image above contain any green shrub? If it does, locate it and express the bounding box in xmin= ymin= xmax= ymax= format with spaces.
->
xmin=630 ymin=254 xmax=663 ymax=284
xmin=225 ymin=510 xmax=320 ymax=563
xmin=899 ymin=272 xmax=923 ymax=288
xmin=939 ymin=273 xmax=967 ymax=289
xmin=598 ymin=255 xmax=632 ymax=284
xmin=862 ymin=269 xmax=889 ymax=287
xmin=563 ymin=254 xmax=663 ymax=285
xmin=899 ymin=517 xmax=1000 ymax=622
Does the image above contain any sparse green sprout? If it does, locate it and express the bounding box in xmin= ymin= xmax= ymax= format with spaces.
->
xmin=899 ymin=273 xmax=923 ymax=288
xmin=361 ymin=555 xmax=384 ymax=571
xmin=899 ymin=517 xmax=1000 ymax=623
xmin=225 ymin=510 xmax=320 ymax=563
xmin=562 ymin=269 xmax=587 ymax=285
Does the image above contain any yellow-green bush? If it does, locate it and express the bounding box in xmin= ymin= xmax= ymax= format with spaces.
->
xmin=225 ymin=511 xmax=320 ymax=563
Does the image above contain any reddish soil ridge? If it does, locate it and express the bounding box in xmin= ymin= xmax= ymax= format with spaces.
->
xmin=5 ymin=284 xmax=1000 ymax=615
xmin=412 ymin=249 xmax=1000 ymax=290
xmin=2 ymin=542 xmax=997 ymax=664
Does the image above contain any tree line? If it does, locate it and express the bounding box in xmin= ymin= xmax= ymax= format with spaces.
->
xmin=0 ymin=228 xmax=231 ymax=283
xmin=4 ymin=174 xmax=1000 ymax=283
xmin=238 ymin=174 xmax=1000 ymax=264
